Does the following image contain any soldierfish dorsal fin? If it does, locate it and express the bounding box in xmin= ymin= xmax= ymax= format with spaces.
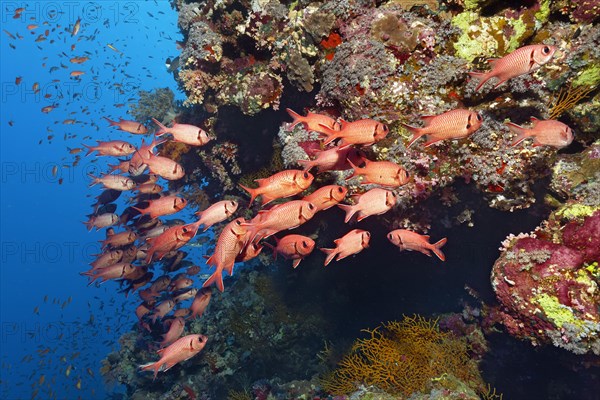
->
xmin=487 ymin=58 xmax=500 ymax=68
xmin=420 ymin=115 xmax=436 ymax=127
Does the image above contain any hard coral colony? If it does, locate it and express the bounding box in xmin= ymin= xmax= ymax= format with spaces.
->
xmin=80 ymin=0 xmax=600 ymax=398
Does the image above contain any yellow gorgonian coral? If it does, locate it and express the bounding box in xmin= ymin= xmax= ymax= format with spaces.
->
xmin=320 ymin=315 xmax=484 ymax=396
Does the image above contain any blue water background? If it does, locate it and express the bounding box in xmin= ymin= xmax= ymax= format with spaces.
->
xmin=1 ymin=1 xmax=182 ymax=398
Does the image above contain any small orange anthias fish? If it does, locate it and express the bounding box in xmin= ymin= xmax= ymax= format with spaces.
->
xmin=203 ymin=218 xmax=249 ymax=292
xmin=83 ymin=140 xmax=136 ymax=157
xmin=152 ymin=118 xmax=211 ymax=146
xmin=286 ymin=108 xmax=341 ymax=134
xmin=302 ymin=185 xmax=348 ymax=212
xmin=347 ymin=157 xmax=410 ymax=187
xmin=338 ymin=188 xmax=396 ymax=223
xmin=188 ymin=288 xmax=212 ymax=319
xmin=139 ymin=334 xmax=208 ymax=380
xmin=298 ymin=145 xmax=362 ymax=173
xmin=506 ymin=117 xmax=573 ymax=149
xmin=104 ymin=116 xmax=148 ymax=135
xmin=469 ymin=44 xmax=557 ymax=92
xmin=319 ymin=119 xmax=389 ymax=147
xmin=265 ymin=234 xmax=316 ymax=269
xmin=387 ymin=229 xmax=447 ymax=261
xmin=321 ymin=229 xmax=371 ymax=266
xmin=403 ymin=109 xmax=483 ymax=148
xmin=240 ymin=169 xmax=314 ymax=207
xmin=195 ymin=200 xmax=238 ymax=231
xmin=132 ymin=195 xmax=188 ymax=219
xmin=243 ymin=200 xmax=317 ymax=242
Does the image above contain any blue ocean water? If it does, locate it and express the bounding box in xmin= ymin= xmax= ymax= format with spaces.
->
xmin=0 ymin=1 xmax=182 ymax=398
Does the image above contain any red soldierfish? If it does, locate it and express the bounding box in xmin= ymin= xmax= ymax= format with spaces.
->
xmin=319 ymin=119 xmax=389 ymax=147
xmin=145 ymin=222 xmax=200 ymax=263
xmin=240 ymin=169 xmax=314 ymax=207
xmin=90 ymin=250 xmax=123 ymax=270
xmin=321 ymin=229 xmax=371 ymax=266
xmin=298 ymin=145 xmax=361 ymax=173
xmin=101 ymin=230 xmax=137 ymax=249
xmin=235 ymin=241 xmax=264 ymax=263
xmin=83 ymin=213 xmax=119 ymax=231
xmin=265 ymin=234 xmax=315 ymax=269
xmin=506 ymin=117 xmax=573 ymax=149
xmin=203 ymin=218 xmax=249 ymax=292
xmin=302 ymin=185 xmax=348 ymax=212
xmin=150 ymin=299 xmax=176 ymax=323
xmin=243 ymin=200 xmax=317 ymax=242
xmin=144 ymin=154 xmax=185 ymax=181
xmin=195 ymin=200 xmax=238 ymax=231
xmin=338 ymin=188 xmax=396 ymax=223
xmin=80 ymin=262 xmax=136 ymax=286
xmin=139 ymin=334 xmax=207 ymax=380
xmin=160 ymin=317 xmax=185 ymax=348
xmin=83 ymin=140 xmax=136 ymax=157
xmin=152 ymin=118 xmax=211 ymax=146
xmin=347 ymin=158 xmax=409 ymax=187
xmin=469 ymin=44 xmax=557 ymax=92
xmin=129 ymin=137 xmax=167 ymax=175
xmin=387 ymin=229 xmax=447 ymax=261
xmin=403 ymin=109 xmax=483 ymax=148
xmin=133 ymin=196 xmax=188 ymax=219
xmin=103 ymin=116 xmax=148 ymax=134
xmin=286 ymin=108 xmax=341 ymax=134
xmin=88 ymin=174 xmax=135 ymax=191
xmin=188 ymin=287 xmax=211 ymax=319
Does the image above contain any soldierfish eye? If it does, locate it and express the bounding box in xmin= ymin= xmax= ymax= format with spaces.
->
xmin=365 ymin=232 xmax=371 ymax=237
xmin=387 ymin=233 xmax=393 ymax=240
xmin=308 ymin=203 xmax=315 ymax=210
xmin=235 ymin=220 xmax=241 ymax=225
xmin=542 ymin=46 xmax=550 ymax=54
xmin=337 ymin=187 xmax=344 ymax=193
xmin=476 ymin=113 xmax=482 ymax=121
xmin=231 ymin=201 xmax=236 ymax=206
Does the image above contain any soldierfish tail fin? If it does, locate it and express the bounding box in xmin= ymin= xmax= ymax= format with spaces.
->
xmin=401 ymin=123 xmax=426 ymax=148
xmin=320 ymin=248 xmax=337 ymax=266
xmin=297 ymin=159 xmax=313 ymax=172
xmin=431 ymin=238 xmax=447 ymax=261
xmin=263 ymin=242 xmax=277 ymax=261
xmin=286 ymin=108 xmax=304 ymax=130
xmin=138 ymin=362 xmax=160 ymax=381
xmin=82 ymin=143 xmax=96 ymax=157
xmin=87 ymin=173 xmax=99 ymax=187
xmin=151 ymin=118 xmax=169 ymax=137
xmin=202 ymin=269 xmax=225 ymax=292
xmin=337 ymin=204 xmax=357 ymax=223
xmin=345 ymin=158 xmax=362 ymax=181
xmin=467 ymin=71 xmax=492 ymax=92
xmin=506 ymin=122 xmax=531 ymax=147
xmin=318 ymin=124 xmax=340 ymax=145
xmin=239 ymin=184 xmax=258 ymax=207
xmin=103 ymin=116 xmax=118 ymax=126
xmin=79 ymin=270 xmax=99 ymax=286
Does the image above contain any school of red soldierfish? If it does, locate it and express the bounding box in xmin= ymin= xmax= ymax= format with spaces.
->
xmin=81 ymin=43 xmax=570 ymax=378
